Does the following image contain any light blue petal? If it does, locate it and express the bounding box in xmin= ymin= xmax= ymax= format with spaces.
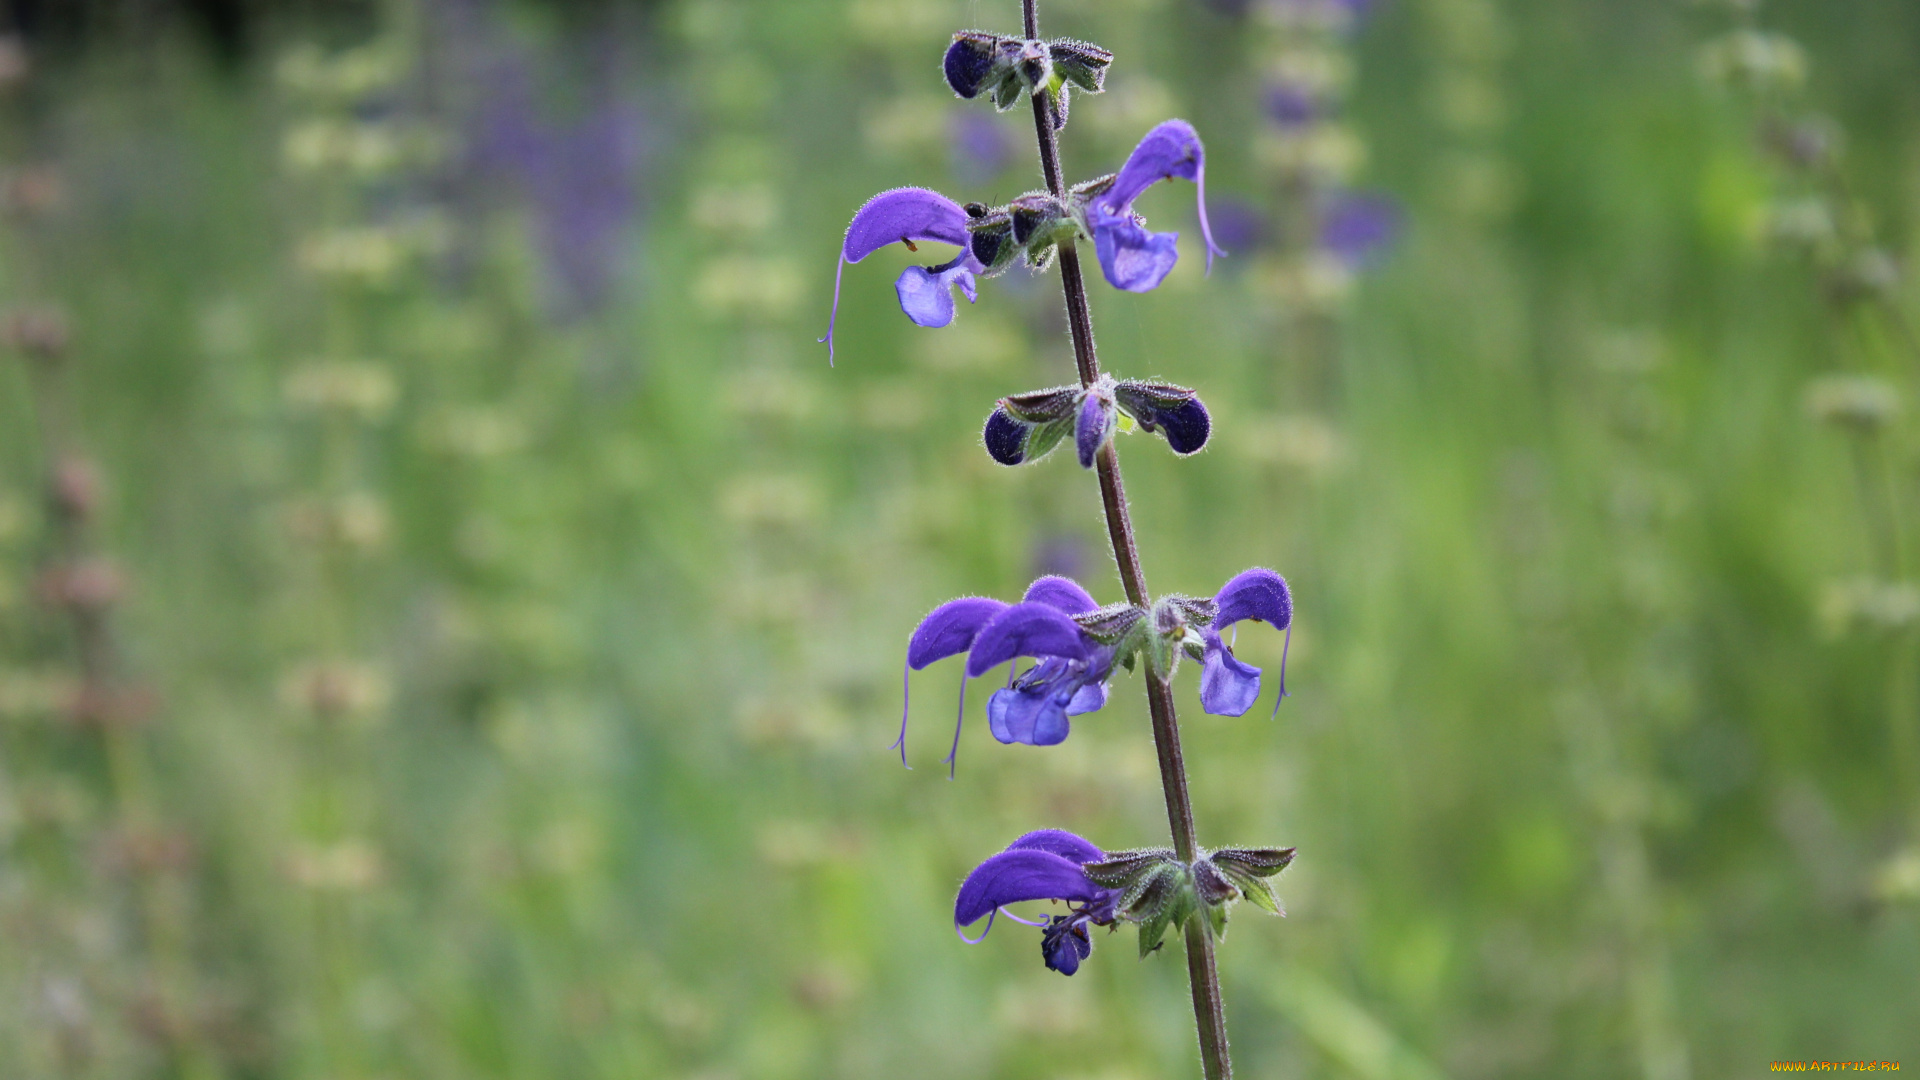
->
xmin=895 ymin=264 xmax=978 ymax=328
xmin=1093 ymin=215 xmax=1181 ymax=293
xmin=1199 ymin=634 xmax=1262 ymax=717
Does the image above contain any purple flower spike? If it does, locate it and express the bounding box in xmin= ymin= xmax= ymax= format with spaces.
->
xmin=822 ymin=187 xmax=985 ymax=364
xmin=955 ymin=830 xmax=1118 ymax=975
xmin=966 ymin=602 xmax=1092 ymax=678
xmin=1199 ymin=568 xmax=1294 ymax=718
xmin=1088 ymin=119 xmax=1224 ymax=292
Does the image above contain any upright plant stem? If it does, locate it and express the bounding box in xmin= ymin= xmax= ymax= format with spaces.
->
xmin=1020 ymin=2 xmax=1231 ymax=1075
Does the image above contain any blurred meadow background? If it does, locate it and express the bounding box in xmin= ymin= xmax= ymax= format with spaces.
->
xmin=1 ymin=0 xmax=1918 ymax=1077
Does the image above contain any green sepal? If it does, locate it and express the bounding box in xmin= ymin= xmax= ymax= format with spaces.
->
xmin=1206 ymin=847 xmax=1296 ymax=918
xmin=1074 ymin=603 xmax=1147 ymax=645
xmin=1022 ymin=417 xmax=1073 ymax=462
xmin=999 ymin=385 xmax=1080 ymax=424
xmin=992 ymin=73 xmax=1023 ymax=111
xmin=1083 ymin=847 xmax=1177 ymax=890
xmin=1048 ymin=38 xmax=1113 ymax=94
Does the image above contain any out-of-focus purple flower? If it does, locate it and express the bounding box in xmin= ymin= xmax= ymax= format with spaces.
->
xmin=1088 ymin=119 xmax=1225 ymax=292
xmin=1206 ymin=195 xmax=1269 ymax=257
xmin=821 ymin=187 xmax=985 ymax=364
xmin=955 ymin=829 xmax=1119 ymax=976
xmin=951 ymin=112 xmax=1013 ymax=185
xmin=1031 ymin=535 xmax=1087 ymax=583
xmin=1319 ymin=191 xmax=1402 ymax=269
xmin=444 ymin=0 xmax=651 ymax=319
xmin=897 ymin=576 xmax=1113 ymax=773
xmin=1198 ymin=568 xmax=1293 ymax=718
xmin=1263 ymin=81 xmax=1320 ymax=129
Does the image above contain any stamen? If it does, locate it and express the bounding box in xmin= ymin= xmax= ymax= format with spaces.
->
xmin=891 ymin=659 xmax=912 ymax=768
xmin=1270 ymin=622 xmax=1292 ymax=722
xmin=1196 ymin=161 xmax=1224 ymax=273
xmin=817 ymin=255 xmax=846 ymax=366
xmin=943 ymin=671 xmax=969 ymax=780
xmin=999 ymin=907 xmax=1049 ymax=927
xmin=902 ymin=237 xmax=920 ymax=252
xmin=956 ymin=908 xmax=997 ymax=944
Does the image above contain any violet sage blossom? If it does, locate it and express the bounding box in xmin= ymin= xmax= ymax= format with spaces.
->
xmin=820 ymin=187 xmax=984 ymax=364
xmin=1197 ymin=568 xmax=1294 ymax=719
xmin=1085 ymin=119 xmax=1224 ymax=292
xmin=896 ymin=576 xmax=1115 ymax=774
xmin=821 ymin=122 xmax=1225 ymax=362
xmin=954 ymin=829 xmax=1118 ymax=976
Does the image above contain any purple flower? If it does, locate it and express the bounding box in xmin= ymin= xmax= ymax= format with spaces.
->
xmin=820 ymin=187 xmax=985 ymax=364
xmin=955 ymin=829 xmax=1119 ymax=976
xmin=1263 ymin=81 xmax=1320 ymax=129
xmin=1320 ymin=191 xmax=1402 ymax=269
xmin=951 ymin=112 xmax=1013 ymax=185
xmin=896 ymin=576 xmax=1113 ymax=773
xmin=1088 ymin=119 xmax=1224 ymax=292
xmin=1198 ymin=568 xmax=1294 ymax=718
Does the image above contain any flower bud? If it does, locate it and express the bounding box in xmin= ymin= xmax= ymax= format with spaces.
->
xmin=1075 ymin=386 xmax=1117 ymax=469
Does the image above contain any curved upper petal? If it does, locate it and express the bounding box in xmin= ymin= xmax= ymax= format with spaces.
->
xmin=1199 ymin=629 xmax=1263 ymax=717
xmin=1104 ymin=121 xmax=1203 ymax=211
xmin=1098 ymin=120 xmax=1223 ymax=271
xmin=1022 ymin=575 xmax=1098 ymax=616
xmin=1092 ymin=214 xmax=1181 ymax=293
xmin=895 ymin=263 xmax=978 ymax=328
xmin=955 ymin=849 xmax=1106 ymax=929
xmin=1006 ymin=829 xmax=1104 ymax=865
xmin=1213 ymin=568 xmax=1293 ymax=631
xmin=966 ymin=602 xmax=1092 ymax=677
xmin=842 ymin=187 xmax=972 ymax=264
xmin=908 ymin=597 xmax=1010 ymax=670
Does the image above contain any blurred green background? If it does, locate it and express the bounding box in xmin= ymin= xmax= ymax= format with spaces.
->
xmin=2 ymin=0 xmax=1917 ymax=1076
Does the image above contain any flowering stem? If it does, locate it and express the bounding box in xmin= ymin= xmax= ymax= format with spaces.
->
xmin=1020 ymin=2 xmax=1231 ymax=1075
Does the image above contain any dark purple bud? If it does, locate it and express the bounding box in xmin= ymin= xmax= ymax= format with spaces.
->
xmin=944 ymin=32 xmax=1003 ymax=99
xmin=1022 ymin=575 xmax=1098 ymax=616
xmin=1115 ymin=380 xmax=1210 ymax=456
xmin=1075 ymin=391 xmax=1117 ymax=469
xmin=1048 ymin=38 xmax=1112 ymax=93
xmin=1192 ymin=858 xmax=1240 ymax=906
xmin=908 ymin=597 xmax=1010 ymax=669
xmin=983 ymin=407 xmax=1030 ymax=465
xmin=966 ymin=602 xmax=1092 ymax=677
xmin=966 ymin=210 xmax=1017 ymax=275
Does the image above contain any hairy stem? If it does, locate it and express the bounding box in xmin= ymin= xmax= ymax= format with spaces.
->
xmin=1021 ymin=1 xmax=1231 ymax=1075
